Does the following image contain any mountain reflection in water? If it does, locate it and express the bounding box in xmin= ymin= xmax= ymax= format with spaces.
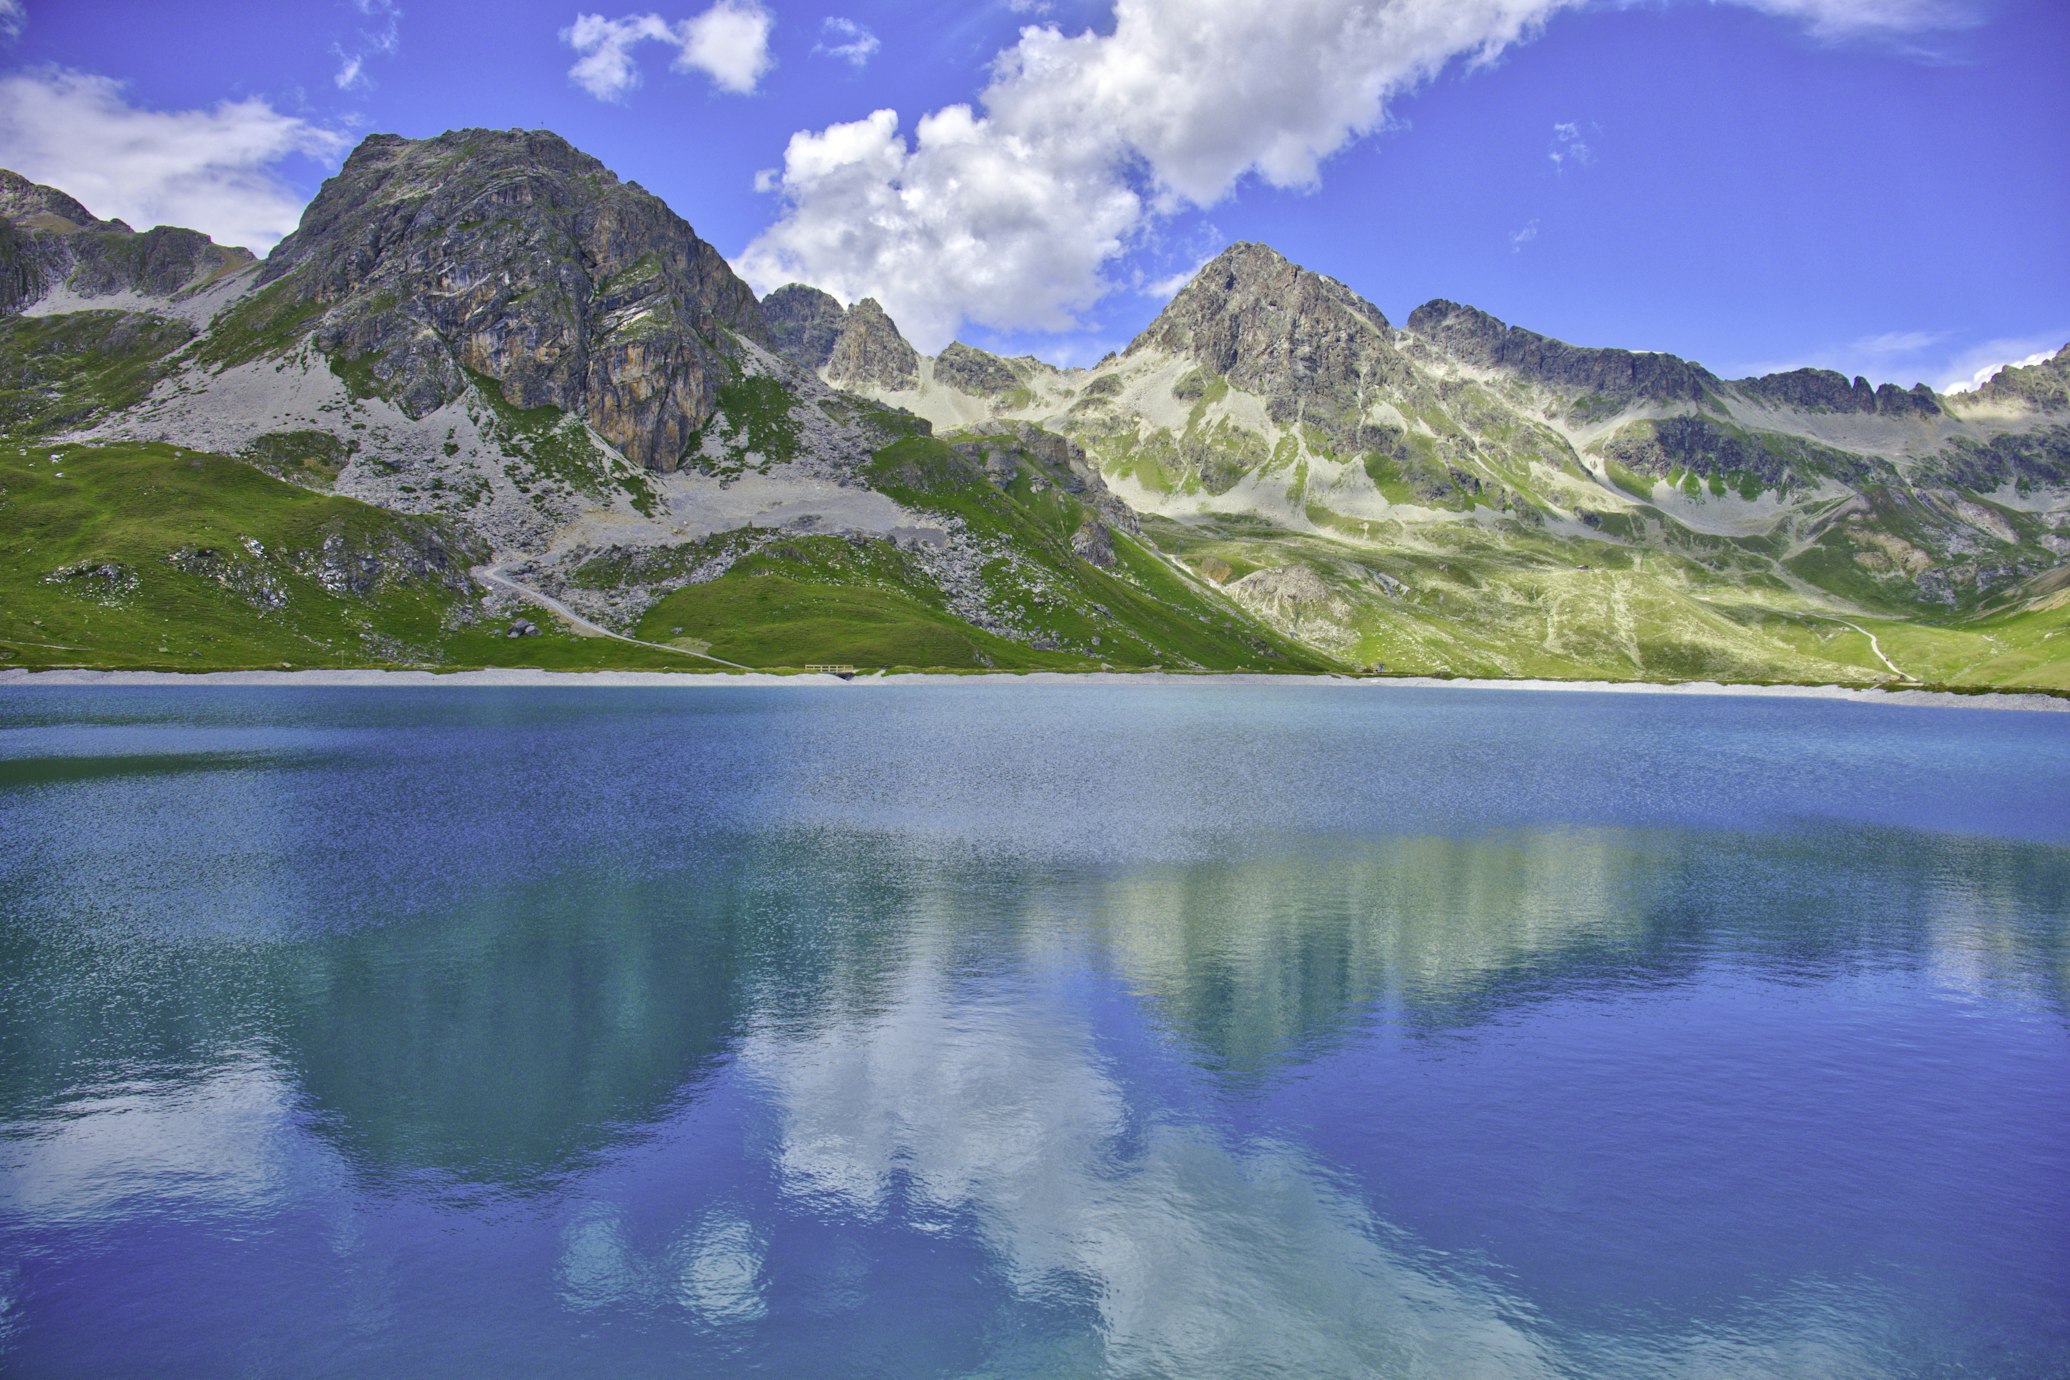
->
xmin=1 ymin=684 xmax=2065 ymax=1377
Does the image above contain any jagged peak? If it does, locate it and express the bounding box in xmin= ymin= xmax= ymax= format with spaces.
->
xmin=761 ymin=283 xmax=847 ymax=371
xmin=0 ymin=168 xmax=123 ymax=236
xmin=1127 ymin=240 xmax=1391 ymax=369
xmin=762 ymin=282 xmax=842 ymax=311
xmin=825 ymin=296 xmax=919 ymax=390
xmin=1970 ymin=341 xmax=2070 ymax=410
xmin=1736 ymin=366 xmax=1941 ymax=418
xmin=1407 ymin=297 xmax=1716 ymax=404
xmin=936 ymin=341 xmax=1024 ymax=396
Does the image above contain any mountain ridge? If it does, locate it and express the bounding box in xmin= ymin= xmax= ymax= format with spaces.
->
xmin=2 ymin=127 xmax=2065 ymax=688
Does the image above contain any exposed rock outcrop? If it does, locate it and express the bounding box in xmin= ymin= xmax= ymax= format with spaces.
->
xmin=761 ymin=283 xmax=847 ymax=371
xmin=1225 ymin=565 xmax=1358 ymax=653
xmin=935 ymin=342 xmax=1022 ymax=396
xmin=251 ymin=128 xmax=771 ymax=472
xmin=823 ymin=297 xmax=919 ymax=390
xmin=1971 ymin=344 xmax=2070 ymax=411
xmin=0 ymin=168 xmax=254 ymax=311
xmin=1738 ymin=367 xmax=1940 ymax=417
xmin=1407 ymin=299 xmax=1716 ymax=404
xmin=1128 ymin=243 xmax=1404 ymax=433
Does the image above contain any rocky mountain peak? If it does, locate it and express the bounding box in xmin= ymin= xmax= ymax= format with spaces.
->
xmin=1737 ymin=366 xmax=1941 ymax=418
xmin=0 ymin=168 xmax=255 ymax=314
xmin=935 ymin=342 xmax=1023 ymax=396
xmin=760 ymin=283 xmax=846 ymax=372
xmin=0 ymin=170 xmax=115 ymax=234
xmin=249 ymin=127 xmax=770 ymax=471
xmin=1972 ymin=343 xmax=2070 ymax=411
xmin=824 ymin=296 xmax=919 ymax=390
xmin=1129 ymin=242 xmax=1393 ymax=370
xmin=760 ymin=283 xmax=919 ymax=390
xmin=1406 ymin=299 xmax=1717 ymax=404
xmin=1125 ymin=241 xmax=1404 ymax=438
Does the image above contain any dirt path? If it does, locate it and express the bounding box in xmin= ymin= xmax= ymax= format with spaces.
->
xmin=474 ymin=565 xmax=753 ymax=671
xmin=1834 ymin=618 xmax=1913 ymax=682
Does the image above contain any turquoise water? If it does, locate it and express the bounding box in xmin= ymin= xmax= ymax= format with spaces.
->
xmin=1 ymin=683 xmax=2066 ymax=1377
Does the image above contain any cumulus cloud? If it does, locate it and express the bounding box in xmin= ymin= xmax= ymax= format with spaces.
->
xmin=678 ymin=0 xmax=774 ymax=91
xmin=815 ymin=16 xmax=878 ymax=67
xmin=0 ymin=68 xmax=345 ymax=251
xmin=1509 ymin=218 xmax=1540 ymax=252
xmin=0 ymin=0 xmax=23 ymax=42
xmin=738 ymin=0 xmax=1984 ymax=351
xmin=740 ymin=0 xmax=1594 ymax=349
xmin=563 ymin=1 xmax=773 ymax=101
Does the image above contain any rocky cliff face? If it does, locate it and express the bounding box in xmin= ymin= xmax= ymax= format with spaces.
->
xmin=1406 ymin=299 xmax=1717 ymax=404
xmin=252 ymin=128 xmax=770 ymax=472
xmin=0 ymin=169 xmax=254 ymax=310
xmin=760 ymin=283 xmax=846 ymax=371
xmin=1736 ymin=366 xmax=1940 ymax=417
xmin=759 ymin=283 xmax=920 ymax=389
xmin=823 ymin=297 xmax=919 ymax=389
xmin=1128 ymin=243 xmax=1405 ymax=431
xmin=934 ymin=342 xmax=1023 ymax=396
xmin=1973 ymin=345 xmax=2070 ymax=411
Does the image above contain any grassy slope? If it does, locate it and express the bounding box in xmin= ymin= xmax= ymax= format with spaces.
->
xmin=630 ymin=434 xmax=1335 ymax=671
xmin=1146 ymin=509 xmax=2070 ymax=692
xmin=0 ymin=441 xmax=691 ymax=672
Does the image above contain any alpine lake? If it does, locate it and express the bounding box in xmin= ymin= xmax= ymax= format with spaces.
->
xmin=1 ymin=680 xmax=2065 ymax=1377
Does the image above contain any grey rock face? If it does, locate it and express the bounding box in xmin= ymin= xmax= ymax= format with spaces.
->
xmin=0 ymin=217 xmax=45 ymax=314
xmin=1972 ymin=344 xmax=2070 ymax=411
xmin=1600 ymin=415 xmax=1791 ymax=487
xmin=935 ymin=342 xmax=1022 ymax=395
xmin=1129 ymin=244 xmax=1404 ymax=434
xmin=1407 ymin=299 xmax=1716 ymax=404
xmin=1738 ymin=367 xmax=1940 ymax=417
xmin=824 ymin=297 xmax=919 ymax=389
xmin=0 ymin=170 xmax=110 ymax=233
xmin=0 ymin=168 xmax=254 ymax=310
xmin=761 ymin=283 xmax=846 ymax=371
xmin=254 ymin=129 xmax=771 ymax=472
xmin=954 ymin=421 xmax=1140 ymax=537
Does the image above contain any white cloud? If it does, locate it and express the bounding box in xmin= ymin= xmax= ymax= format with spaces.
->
xmin=1940 ymin=338 xmax=2068 ymax=394
xmin=1509 ymin=218 xmax=1540 ymax=252
xmin=564 ymin=13 xmax=677 ymax=100
xmin=815 ymin=16 xmax=879 ymax=67
xmin=738 ymin=0 xmax=1987 ymax=351
xmin=1732 ymin=327 xmax=2069 ymax=393
xmin=333 ymin=0 xmax=401 ymax=91
xmin=0 ymin=0 xmax=24 ymax=42
xmin=1547 ymin=119 xmax=1592 ymax=169
xmin=740 ymin=0 xmax=1592 ymax=350
xmin=737 ymin=103 xmax=1145 ymax=350
xmin=1851 ymin=328 xmax=1948 ymax=356
xmin=677 ymin=0 xmax=774 ymax=92
xmin=0 ymin=68 xmax=345 ymax=251
xmin=1142 ymin=261 xmax=1208 ymax=300
xmin=562 ymin=1 xmax=773 ymax=101
xmin=1722 ymin=0 xmax=1978 ymax=40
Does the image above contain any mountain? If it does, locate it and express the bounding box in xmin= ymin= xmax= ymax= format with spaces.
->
xmin=800 ymin=242 xmax=2070 ymax=685
xmin=1 ymin=134 xmax=2064 ymax=688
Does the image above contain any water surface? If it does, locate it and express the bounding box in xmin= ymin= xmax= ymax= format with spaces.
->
xmin=2 ymin=684 xmax=2066 ymax=1376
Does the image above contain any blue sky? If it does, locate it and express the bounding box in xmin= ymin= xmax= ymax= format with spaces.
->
xmin=0 ymin=0 xmax=2063 ymax=387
